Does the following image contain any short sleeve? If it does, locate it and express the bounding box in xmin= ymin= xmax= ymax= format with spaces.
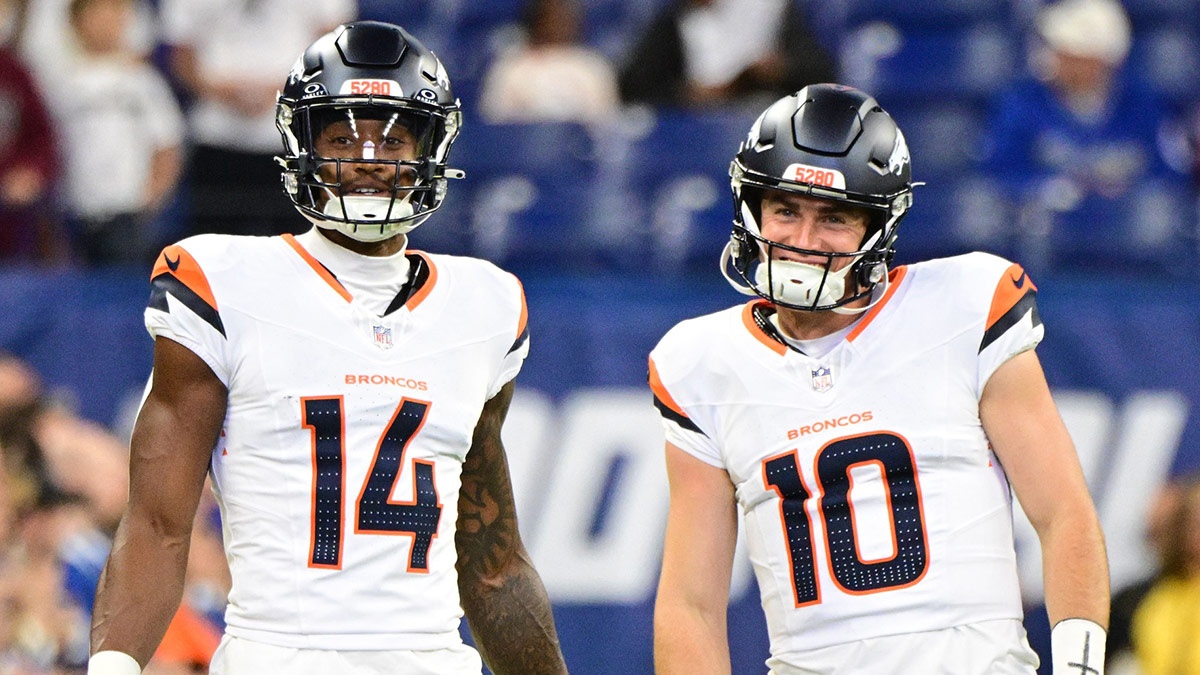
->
xmin=648 ymin=355 xmax=724 ymax=468
xmin=976 ymin=261 xmax=1044 ymax=397
xmin=485 ymin=275 xmax=530 ymax=399
xmin=144 ymin=244 xmax=233 ymax=386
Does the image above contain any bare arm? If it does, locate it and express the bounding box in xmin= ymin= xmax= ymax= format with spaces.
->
xmin=143 ymin=146 xmax=182 ymax=214
xmin=455 ymin=381 xmax=567 ymax=675
xmin=90 ymin=337 xmax=227 ymax=667
xmin=980 ymin=350 xmax=1109 ymax=627
xmin=654 ymin=442 xmax=738 ymax=675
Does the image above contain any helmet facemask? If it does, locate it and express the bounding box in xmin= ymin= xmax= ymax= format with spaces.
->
xmin=277 ymin=98 xmax=462 ymax=242
xmin=722 ymin=161 xmax=909 ymax=314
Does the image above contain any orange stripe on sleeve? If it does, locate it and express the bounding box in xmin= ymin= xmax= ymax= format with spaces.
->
xmin=151 ymin=245 xmax=219 ymax=311
xmin=648 ymin=356 xmax=689 ymax=419
xmin=514 ymin=275 xmax=528 ymax=337
xmin=986 ymin=263 xmax=1037 ymax=331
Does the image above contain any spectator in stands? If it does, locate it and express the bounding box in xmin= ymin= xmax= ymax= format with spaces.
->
xmin=160 ymin=0 xmax=354 ymax=238
xmin=0 ymin=46 xmax=58 ymax=263
xmin=45 ymin=0 xmax=184 ymax=266
xmin=618 ymin=0 xmax=834 ymax=108
xmin=1120 ymin=474 xmax=1200 ymax=674
xmin=1106 ymin=478 xmax=1184 ymax=672
xmin=0 ymin=356 xmax=59 ymax=510
xmin=11 ymin=0 xmax=156 ymax=88
xmin=981 ymin=0 xmax=1180 ymax=270
xmin=1 ymin=353 xmax=229 ymax=672
xmin=0 ymin=496 xmax=92 ymax=672
xmin=479 ymin=0 xmax=620 ymax=124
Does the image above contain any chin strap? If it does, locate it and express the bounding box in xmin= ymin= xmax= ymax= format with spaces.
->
xmin=1051 ymin=618 xmax=1106 ymax=675
xmin=719 ymin=241 xmax=761 ymax=298
xmin=721 ymin=235 xmax=891 ymax=315
xmin=830 ymin=269 xmax=889 ymax=315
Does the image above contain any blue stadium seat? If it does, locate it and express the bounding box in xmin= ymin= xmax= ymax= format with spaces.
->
xmin=435 ymin=122 xmax=601 ymax=266
xmin=456 ymin=0 xmax=524 ymax=29
xmin=582 ymin=0 xmax=650 ymax=62
xmin=1122 ymin=0 xmax=1200 ymax=31
xmin=895 ymin=176 xmax=1015 ymax=264
xmin=842 ymin=24 xmax=1019 ymax=103
xmin=886 ymin=102 xmax=987 ymax=178
xmin=1129 ymin=27 xmax=1200 ymax=108
xmin=844 ymin=0 xmax=1012 ymax=29
xmin=621 ymin=109 xmax=749 ymax=270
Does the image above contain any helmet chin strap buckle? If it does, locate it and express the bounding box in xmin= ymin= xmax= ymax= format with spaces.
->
xmin=860 ymin=260 xmax=886 ymax=286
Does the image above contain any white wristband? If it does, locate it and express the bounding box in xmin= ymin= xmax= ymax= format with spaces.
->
xmin=1051 ymin=618 xmax=1106 ymax=675
xmin=88 ymin=651 xmax=142 ymax=675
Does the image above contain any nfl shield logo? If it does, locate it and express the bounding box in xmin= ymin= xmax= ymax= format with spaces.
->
xmin=373 ymin=325 xmax=393 ymax=350
xmin=811 ymin=365 xmax=833 ymax=392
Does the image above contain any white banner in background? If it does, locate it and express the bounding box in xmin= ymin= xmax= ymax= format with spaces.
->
xmin=501 ymin=387 xmax=1189 ymax=606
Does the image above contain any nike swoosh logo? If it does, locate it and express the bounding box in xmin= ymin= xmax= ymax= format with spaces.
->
xmin=1010 ymin=270 xmax=1027 ymax=288
xmin=164 ymin=253 xmax=181 ymax=272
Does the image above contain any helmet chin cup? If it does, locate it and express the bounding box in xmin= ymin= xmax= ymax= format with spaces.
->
xmin=321 ymin=195 xmax=416 ymax=241
xmin=754 ymin=259 xmax=850 ymax=309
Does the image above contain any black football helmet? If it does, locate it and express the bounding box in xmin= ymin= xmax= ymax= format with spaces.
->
xmin=723 ymin=83 xmax=915 ymax=312
xmin=276 ymin=21 xmax=464 ymax=241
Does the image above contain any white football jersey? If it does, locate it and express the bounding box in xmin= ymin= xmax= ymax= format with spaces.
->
xmin=144 ymin=233 xmax=529 ymax=650
xmin=649 ymin=252 xmax=1043 ymax=659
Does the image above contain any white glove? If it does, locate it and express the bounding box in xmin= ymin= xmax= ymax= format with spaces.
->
xmin=1051 ymin=618 xmax=1106 ymax=675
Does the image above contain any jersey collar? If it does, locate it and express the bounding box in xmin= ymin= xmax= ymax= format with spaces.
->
xmin=740 ymin=265 xmax=908 ymax=356
xmin=281 ymin=233 xmax=439 ymax=314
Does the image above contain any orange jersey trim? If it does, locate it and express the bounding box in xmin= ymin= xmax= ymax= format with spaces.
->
xmin=514 ymin=275 xmax=529 ymax=337
xmin=151 ymin=245 xmax=219 ymax=311
xmin=404 ymin=251 xmax=438 ymax=312
xmin=741 ymin=301 xmax=789 ymax=356
xmin=986 ymin=263 xmax=1037 ymax=331
xmin=648 ymin=356 xmax=690 ymax=419
xmin=281 ymin=233 xmax=353 ymax=303
xmin=846 ymin=265 xmax=908 ymax=343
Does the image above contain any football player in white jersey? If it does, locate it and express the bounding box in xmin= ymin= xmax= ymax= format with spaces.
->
xmin=87 ymin=22 xmax=567 ymax=675
xmin=651 ymin=84 xmax=1109 ymax=674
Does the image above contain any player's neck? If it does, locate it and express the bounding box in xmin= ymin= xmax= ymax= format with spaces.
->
xmin=775 ymin=300 xmax=866 ymax=341
xmin=318 ymin=228 xmax=408 ymax=257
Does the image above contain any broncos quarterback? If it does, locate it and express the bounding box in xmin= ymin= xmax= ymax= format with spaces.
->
xmin=651 ymin=83 xmax=1109 ymax=675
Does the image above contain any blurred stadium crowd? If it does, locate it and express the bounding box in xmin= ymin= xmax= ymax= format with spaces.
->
xmin=1 ymin=0 xmax=1199 ymax=673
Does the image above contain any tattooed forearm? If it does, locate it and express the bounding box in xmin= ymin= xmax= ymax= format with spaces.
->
xmin=457 ymin=382 xmax=568 ymax=675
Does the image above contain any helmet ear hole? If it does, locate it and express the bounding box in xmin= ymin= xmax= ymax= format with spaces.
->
xmin=856 ymin=259 xmax=887 ymax=288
